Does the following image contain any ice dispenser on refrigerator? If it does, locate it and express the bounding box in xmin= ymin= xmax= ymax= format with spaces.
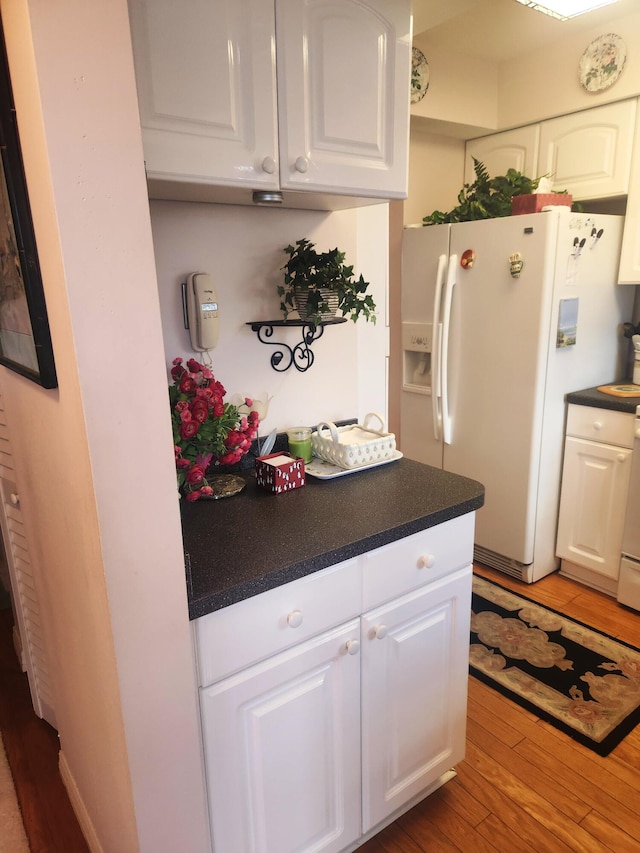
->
xmin=402 ymin=322 xmax=433 ymax=393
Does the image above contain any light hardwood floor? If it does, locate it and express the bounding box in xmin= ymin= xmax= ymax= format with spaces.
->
xmin=1 ymin=564 xmax=639 ymax=852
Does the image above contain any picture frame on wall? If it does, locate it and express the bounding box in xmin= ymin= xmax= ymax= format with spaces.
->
xmin=0 ymin=17 xmax=57 ymax=389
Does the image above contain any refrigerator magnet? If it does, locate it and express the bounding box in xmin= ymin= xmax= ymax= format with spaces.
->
xmin=460 ymin=249 xmax=475 ymax=269
xmin=509 ymin=252 xmax=524 ymax=278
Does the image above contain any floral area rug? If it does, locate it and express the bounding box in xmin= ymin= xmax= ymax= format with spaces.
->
xmin=470 ymin=576 xmax=640 ymax=756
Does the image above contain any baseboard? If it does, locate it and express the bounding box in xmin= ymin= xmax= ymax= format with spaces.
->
xmin=58 ymin=749 xmax=103 ymax=853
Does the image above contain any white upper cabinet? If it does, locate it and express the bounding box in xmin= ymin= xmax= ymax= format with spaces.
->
xmin=275 ymin=0 xmax=410 ymax=198
xmin=128 ymin=0 xmax=411 ymax=207
xmin=128 ymin=0 xmax=279 ymax=191
xmin=538 ymin=100 xmax=636 ymax=200
xmin=465 ymin=125 xmax=540 ymax=186
xmin=465 ymin=100 xmax=636 ymax=202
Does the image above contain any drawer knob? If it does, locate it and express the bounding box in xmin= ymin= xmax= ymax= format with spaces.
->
xmin=261 ymin=156 xmax=276 ymax=175
xmin=373 ymin=624 xmax=388 ymax=640
xmin=417 ymin=554 xmax=436 ymax=569
xmin=593 ymin=421 xmax=603 ymax=431
xmin=287 ymin=610 xmax=303 ymax=628
xmin=294 ymin=156 xmax=309 ymax=173
xmin=345 ymin=639 xmax=360 ymax=656
xmin=9 ymin=493 xmax=19 ymax=506
xmin=617 ymin=453 xmax=626 ymax=463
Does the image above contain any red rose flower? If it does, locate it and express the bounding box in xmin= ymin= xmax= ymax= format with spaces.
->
xmin=180 ymin=420 xmax=199 ymax=440
xmin=185 ymin=465 xmax=205 ymax=485
xmin=179 ymin=375 xmax=196 ymax=395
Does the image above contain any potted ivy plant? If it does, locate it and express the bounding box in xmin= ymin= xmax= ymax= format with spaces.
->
xmin=278 ymin=238 xmax=376 ymax=326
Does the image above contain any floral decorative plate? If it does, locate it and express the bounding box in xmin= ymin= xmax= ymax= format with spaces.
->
xmin=579 ymin=34 xmax=626 ymax=93
xmin=411 ymin=47 xmax=429 ymax=104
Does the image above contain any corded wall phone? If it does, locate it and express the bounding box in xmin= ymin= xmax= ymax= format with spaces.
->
xmin=183 ymin=272 xmax=219 ymax=351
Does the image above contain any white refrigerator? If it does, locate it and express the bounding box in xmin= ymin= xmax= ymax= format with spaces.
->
xmin=401 ymin=208 xmax=634 ymax=583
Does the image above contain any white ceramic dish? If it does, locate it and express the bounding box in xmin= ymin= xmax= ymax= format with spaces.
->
xmin=305 ymin=450 xmax=403 ymax=480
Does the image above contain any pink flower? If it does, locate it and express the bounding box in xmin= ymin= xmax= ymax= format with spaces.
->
xmin=244 ymin=397 xmax=253 ymax=407
xmin=185 ymin=490 xmax=201 ymax=502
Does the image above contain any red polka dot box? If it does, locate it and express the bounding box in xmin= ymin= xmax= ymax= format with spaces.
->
xmin=256 ymin=452 xmax=306 ymax=494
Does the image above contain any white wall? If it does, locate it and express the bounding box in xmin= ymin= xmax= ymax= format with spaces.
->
xmin=151 ymin=201 xmax=390 ymax=431
xmin=404 ymin=126 xmax=465 ymax=227
xmin=1 ymin=1 xmax=210 ymax=850
xmin=499 ymin=11 xmax=640 ymax=128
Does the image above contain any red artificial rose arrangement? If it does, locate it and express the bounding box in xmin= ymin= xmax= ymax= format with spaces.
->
xmin=170 ymin=357 xmax=260 ymax=501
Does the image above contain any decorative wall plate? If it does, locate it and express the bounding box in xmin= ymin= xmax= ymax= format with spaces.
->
xmin=411 ymin=47 xmax=429 ymax=104
xmin=579 ymin=34 xmax=626 ymax=93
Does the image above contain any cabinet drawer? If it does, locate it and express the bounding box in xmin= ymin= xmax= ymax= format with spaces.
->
xmin=195 ymin=558 xmax=361 ymax=686
xmin=362 ymin=514 xmax=474 ymax=611
xmin=566 ymin=405 xmax=634 ymax=448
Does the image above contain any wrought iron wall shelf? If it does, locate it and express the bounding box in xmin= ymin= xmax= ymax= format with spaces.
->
xmin=246 ymin=318 xmax=347 ymax=372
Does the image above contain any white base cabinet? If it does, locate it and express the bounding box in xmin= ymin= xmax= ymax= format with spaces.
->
xmin=556 ymin=405 xmax=634 ymax=594
xmin=361 ymin=568 xmax=470 ymax=832
xmin=200 ymin=620 xmax=362 ymax=853
xmin=194 ymin=513 xmax=475 ymax=853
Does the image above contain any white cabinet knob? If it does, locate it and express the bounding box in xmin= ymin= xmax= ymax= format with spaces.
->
xmin=9 ymin=493 xmax=19 ymax=506
xmin=593 ymin=421 xmax=603 ymax=431
xmin=373 ymin=624 xmax=388 ymax=640
xmin=294 ymin=156 xmax=309 ymax=173
xmin=261 ymin=156 xmax=276 ymax=175
xmin=287 ymin=610 xmax=303 ymax=628
xmin=417 ymin=554 xmax=435 ymax=569
xmin=345 ymin=639 xmax=360 ymax=656
xmin=617 ymin=453 xmax=626 ymax=463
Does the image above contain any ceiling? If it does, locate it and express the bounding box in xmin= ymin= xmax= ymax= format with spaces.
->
xmin=412 ymin=0 xmax=638 ymax=61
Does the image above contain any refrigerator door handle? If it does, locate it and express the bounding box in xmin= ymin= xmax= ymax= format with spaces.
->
xmin=431 ymin=254 xmax=447 ymax=441
xmin=441 ymin=254 xmax=457 ymax=445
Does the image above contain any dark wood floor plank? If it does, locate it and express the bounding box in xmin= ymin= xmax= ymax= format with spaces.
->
xmin=0 ymin=608 xmax=88 ymax=853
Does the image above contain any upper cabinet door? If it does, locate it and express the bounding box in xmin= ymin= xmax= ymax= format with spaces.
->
xmin=465 ymin=125 xmax=540 ymax=185
xmin=128 ymin=0 xmax=278 ymax=190
xmin=538 ymin=100 xmax=636 ymax=200
xmin=275 ymin=0 xmax=411 ymax=199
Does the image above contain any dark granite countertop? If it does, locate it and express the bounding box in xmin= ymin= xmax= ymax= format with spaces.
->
xmin=566 ymin=385 xmax=640 ymax=414
xmin=182 ymin=457 xmax=485 ymax=620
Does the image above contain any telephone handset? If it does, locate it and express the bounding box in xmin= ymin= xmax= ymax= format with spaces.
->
xmin=183 ymin=272 xmax=219 ymax=351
